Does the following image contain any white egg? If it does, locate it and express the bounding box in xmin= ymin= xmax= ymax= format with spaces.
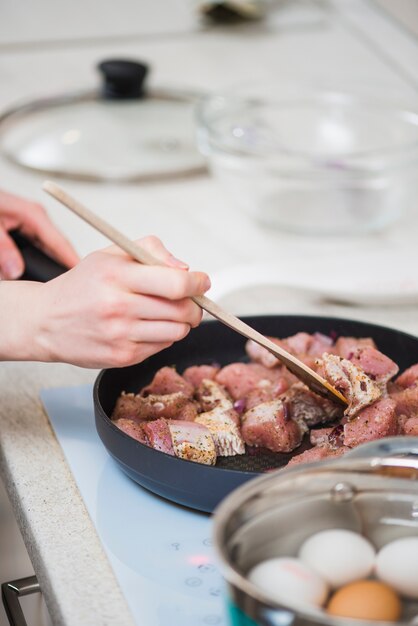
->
xmin=248 ymin=557 xmax=329 ymax=609
xmin=375 ymin=537 xmax=418 ymax=599
xmin=299 ymin=529 xmax=376 ymax=588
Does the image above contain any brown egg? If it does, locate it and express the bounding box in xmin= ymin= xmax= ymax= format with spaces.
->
xmin=327 ymin=580 xmax=402 ymax=622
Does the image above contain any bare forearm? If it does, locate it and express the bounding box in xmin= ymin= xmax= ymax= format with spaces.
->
xmin=0 ymin=280 xmax=47 ymax=361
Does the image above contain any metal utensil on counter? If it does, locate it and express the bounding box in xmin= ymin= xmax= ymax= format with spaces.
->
xmin=42 ymin=181 xmax=347 ymax=406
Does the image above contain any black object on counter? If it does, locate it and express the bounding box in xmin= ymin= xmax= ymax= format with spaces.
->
xmin=98 ymin=59 xmax=149 ymax=99
xmin=93 ymin=315 xmax=418 ymax=513
xmin=10 ymin=230 xmax=67 ymax=282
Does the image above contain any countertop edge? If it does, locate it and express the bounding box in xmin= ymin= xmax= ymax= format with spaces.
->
xmin=0 ymin=361 xmax=135 ymax=626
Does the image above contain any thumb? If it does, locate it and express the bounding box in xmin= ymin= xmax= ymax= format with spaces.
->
xmin=0 ymin=225 xmax=24 ymax=279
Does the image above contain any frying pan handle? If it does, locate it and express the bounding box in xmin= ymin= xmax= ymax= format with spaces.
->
xmin=345 ymin=436 xmax=418 ymax=459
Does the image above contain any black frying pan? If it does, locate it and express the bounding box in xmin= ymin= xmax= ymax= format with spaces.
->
xmin=94 ymin=315 xmax=418 ymax=513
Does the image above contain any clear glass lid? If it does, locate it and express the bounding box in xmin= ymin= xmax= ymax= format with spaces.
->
xmin=0 ymin=60 xmax=207 ymax=182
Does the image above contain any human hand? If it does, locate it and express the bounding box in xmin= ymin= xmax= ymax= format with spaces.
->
xmin=27 ymin=236 xmax=210 ymax=368
xmin=0 ymin=189 xmax=79 ymax=279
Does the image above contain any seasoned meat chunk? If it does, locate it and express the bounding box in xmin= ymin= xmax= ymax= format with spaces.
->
xmin=280 ymin=384 xmax=343 ymax=432
xmin=287 ymin=444 xmax=347 ymax=467
xmin=350 ymin=346 xmax=399 ymax=391
xmin=320 ymin=353 xmax=381 ymax=418
xmin=112 ymin=392 xmax=144 ymax=422
xmin=241 ymin=400 xmax=303 ymax=453
xmin=245 ymin=378 xmax=289 ymax=410
xmin=391 ymin=385 xmax=418 ymax=419
xmin=195 ymin=379 xmax=233 ymax=412
xmin=335 ymin=337 xmax=376 ymax=359
xmin=167 ymin=420 xmax=216 ymax=465
xmin=309 ymin=427 xmax=334 ymax=447
xmin=112 ymin=391 xmax=196 ymax=422
xmin=402 ymin=416 xmax=418 ymax=436
xmin=195 ymin=407 xmax=245 ymax=456
xmin=245 ymin=337 xmax=285 ymax=368
xmin=183 ymin=364 xmax=220 ymax=387
xmin=215 ymin=362 xmax=288 ymax=400
xmin=142 ymin=418 xmax=175 ymax=455
xmin=307 ymin=333 xmax=335 ymax=357
xmin=343 ymin=398 xmax=398 ymax=448
xmin=141 ymin=366 xmax=194 ymax=398
xmin=114 ymin=418 xmax=148 ymax=445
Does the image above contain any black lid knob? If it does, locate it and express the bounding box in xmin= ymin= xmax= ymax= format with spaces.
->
xmin=98 ymin=59 xmax=149 ymax=99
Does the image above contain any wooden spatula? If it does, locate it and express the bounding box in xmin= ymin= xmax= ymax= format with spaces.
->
xmin=43 ymin=181 xmax=347 ymax=406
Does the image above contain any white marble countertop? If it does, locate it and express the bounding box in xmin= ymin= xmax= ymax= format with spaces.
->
xmin=0 ymin=2 xmax=417 ymax=625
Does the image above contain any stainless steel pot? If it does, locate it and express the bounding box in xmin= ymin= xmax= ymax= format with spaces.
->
xmin=213 ymin=437 xmax=418 ymax=626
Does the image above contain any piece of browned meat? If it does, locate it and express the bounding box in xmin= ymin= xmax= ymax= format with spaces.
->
xmin=287 ymin=444 xmax=347 ymax=467
xmin=343 ymin=398 xmax=398 ymax=448
xmin=112 ymin=391 xmax=197 ymax=422
xmin=241 ymin=400 xmax=303 ymax=453
xmin=195 ymin=407 xmax=245 ymax=456
xmin=141 ymin=366 xmax=194 ymax=398
xmin=182 ymin=364 xmax=220 ymax=387
xmin=395 ymin=364 xmax=418 ymax=389
xmin=167 ymin=420 xmax=216 ymax=465
xmin=195 ymin=379 xmax=233 ymax=412
xmin=320 ymin=353 xmax=381 ymax=418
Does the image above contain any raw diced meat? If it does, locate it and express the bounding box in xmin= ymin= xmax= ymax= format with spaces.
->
xmin=245 ymin=337 xmax=285 ymax=368
xmin=167 ymin=420 xmax=216 ymax=465
xmin=308 ymin=333 xmax=335 ymax=357
xmin=309 ymin=427 xmax=334 ymax=447
xmin=320 ymin=353 xmax=381 ymax=418
xmin=112 ymin=392 xmax=144 ymax=422
xmin=284 ymin=332 xmax=313 ymax=355
xmin=195 ymin=407 xmax=245 ymax=456
xmin=343 ymin=398 xmax=398 ymax=448
xmin=141 ymin=366 xmax=194 ymax=398
xmin=246 ymin=332 xmax=335 ymax=373
xmin=335 ymin=337 xmax=376 ymax=359
xmin=177 ymin=403 xmax=199 ymax=421
xmin=142 ymin=418 xmax=175 ymax=455
xmin=391 ymin=385 xmax=418 ymax=419
xmin=280 ymin=384 xmax=343 ymax=432
xmin=245 ymin=378 xmax=289 ymax=410
xmin=350 ymin=346 xmax=399 ymax=389
xmin=287 ymin=444 xmax=347 ymax=467
xmin=112 ymin=391 xmax=196 ymax=421
xmin=402 ymin=416 xmax=418 ymax=435
xmin=395 ymin=364 xmax=418 ymax=389
xmin=241 ymin=400 xmax=303 ymax=453
xmin=114 ymin=419 xmax=148 ymax=444
xmin=182 ymin=364 xmax=220 ymax=387
xmin=195 ymin=379 xmax=233 ymax=412
xmin=215 ymin=362 xmax=288 ymax=400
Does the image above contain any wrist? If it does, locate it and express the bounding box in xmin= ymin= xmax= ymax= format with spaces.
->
xmin=0 ymin=280 xmax=50 ymax=362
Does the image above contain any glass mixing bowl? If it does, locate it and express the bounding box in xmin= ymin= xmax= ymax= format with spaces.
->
xmin=197 ymin=83 xmax=418 ymax=235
